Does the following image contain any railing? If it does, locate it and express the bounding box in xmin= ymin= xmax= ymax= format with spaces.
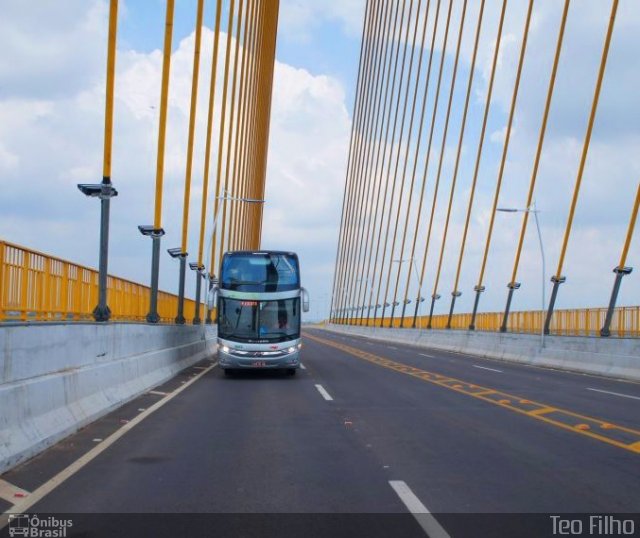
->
xmin=0 ymin=240 xmax=200 ymax=323
xmin=342 ymin=306 xmax=640 ymax=338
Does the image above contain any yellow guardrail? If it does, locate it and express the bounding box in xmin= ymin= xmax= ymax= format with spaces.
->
xmin=343 ymin=306 xmax=640 ymax=338
xmin=0 ymin=240 xmax=200 ymax=323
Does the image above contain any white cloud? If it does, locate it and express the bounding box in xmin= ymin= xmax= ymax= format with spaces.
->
xmin=0 ymin=0 xmax=353 ymax=319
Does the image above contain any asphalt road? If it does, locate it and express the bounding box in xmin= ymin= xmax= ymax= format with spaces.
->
xmin=1 ymin=327 xmax=639 ymax=538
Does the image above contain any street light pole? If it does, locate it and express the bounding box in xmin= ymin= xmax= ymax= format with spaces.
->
xmin=78 ymin=0 xmax=119 ymax=323
xmin=355 ymin=277 xmax=369 ymax=325
xmin=393 ymin=258 xmax=423 ymax=328
xmin=497 ymin=203 xmax=546 ymax=348
xmin=200 ymin=190 xmax=265 ymax=324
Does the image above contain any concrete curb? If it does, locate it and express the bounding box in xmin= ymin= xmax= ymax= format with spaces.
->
xmin=0 ymin=323 xmax=217 ymax=474
xmin=320 ymin=324 xmax=640 ymax=382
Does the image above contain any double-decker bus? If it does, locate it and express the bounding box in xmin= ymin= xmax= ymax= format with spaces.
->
xmin=211 ymin=251 xmax=309 ymax=375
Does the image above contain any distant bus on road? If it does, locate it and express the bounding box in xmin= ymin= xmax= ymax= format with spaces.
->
xmin=211 ymin=251 xmax=309 ymax=376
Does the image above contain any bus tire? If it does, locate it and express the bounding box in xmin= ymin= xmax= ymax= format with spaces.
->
xmin=286 ymin=368 xmax=296 ymax=376
xmin=223 ymin=369 xmax=234 ymax=376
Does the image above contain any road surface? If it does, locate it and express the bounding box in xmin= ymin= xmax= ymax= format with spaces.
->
xmin=1 ymin=327 xmax=639 ymax=537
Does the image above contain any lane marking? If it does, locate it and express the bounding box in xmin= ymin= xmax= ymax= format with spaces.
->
xmin=388 ymin=346 xmax=398 ymax=350
xmin=305 ymin=333 xmax=640 ymax=454
xmin=315 ymin=384 xmax=334 ymax=401
xmin=389 ymin=480 xmax=450 ymax=538
xmin=300 ymin=363 xmax=307 ymax=370
xmin=1 ymin=362 xmax=217 ymax=524
xmin=419 ymin=353 xmax=436 ymax=359
xmin=148 ymin=390 xmax=168 ymax=396
xmin=473 ymin=365 xmax=503 ymax=373
xmin=587 ymin=388 xmax=640 ymax=401
xmin=0 ymin=480 xmax=30 ymax=504
xmin=528 ymin=407 xmax=556 ymax=416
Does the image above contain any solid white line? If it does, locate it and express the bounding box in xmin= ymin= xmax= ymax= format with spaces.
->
xmin=419 ymin=353 xmax=435 ymax=359
xmin=472 ymin=365 xmax=503 ymax=373
xmin=300 ymin=363 xmax=307 ymax=370
xmin=1 ymin=362 xmax=217 ymax=525
xmin=389 ymin=481 xmax=450 ymax=538
xmin=0 ymin=479 xmax=30 ymax=504
xmin=586 ymin=387 xmax=640 ymax=401
xmin=315 ymin=384 xmax=334 ymax=401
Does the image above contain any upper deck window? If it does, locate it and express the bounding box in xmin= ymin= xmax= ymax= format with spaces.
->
xmin=220 ymin=252 xmax=300 ymax=292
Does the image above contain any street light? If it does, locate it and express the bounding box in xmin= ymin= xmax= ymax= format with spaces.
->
xmin=170 ymin=190 xmax=265 ymax=325
xmin=355 ymin=277 xmax=370 ymax=325
xmin=496 ymin=202 xmax=546 ymax=348
xmin=192 ymin=189 xmax=265 ymax=325
xmin=392 ymin=257 xmax=423 ymax=328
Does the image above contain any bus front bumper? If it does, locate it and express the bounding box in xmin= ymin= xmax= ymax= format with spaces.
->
xmin=217 ymin=349 xmax=300 ymax=370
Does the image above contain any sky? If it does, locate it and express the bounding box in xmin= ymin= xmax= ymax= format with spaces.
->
xmin=0 ymin=0 xmax=638 ymax=323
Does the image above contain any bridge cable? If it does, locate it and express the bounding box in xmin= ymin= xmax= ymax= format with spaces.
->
xmin=433 ymin=0 xmax=508 ymax=330
xmin=346 ymin=0 xmax=404 ymax=325
xmin=389 ymin=0 xmax=467 ymax=329
xmin=467 ymin=0 xmax=534 ymax=331
xmin=342 ymin=1 xmax=396 ymax=324
xmin=545 ymin=0 xmax=619 ymax=334
xmin=404 ymin=0 xmax=454 ymax=328
xmin=330 ymin=0 xmax=375 ymax=320
xmin=500 ymin=0 xmax=571 ymax=333
xmin=334 ymin=1 xmax=386 ymax=322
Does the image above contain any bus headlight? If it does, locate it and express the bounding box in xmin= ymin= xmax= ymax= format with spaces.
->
xmin=287 ymin=346 xmax=296 ymax=354
xmin=222 ymin=345 xmax=230 ymax=353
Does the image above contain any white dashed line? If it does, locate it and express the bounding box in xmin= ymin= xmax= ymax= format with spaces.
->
xmin=389 ymin=480 xmax=450 ymax=538
xmin=300 ymin=363 xmax=307 ymax=370
xmin=388 ymin=346 xmax=398 ymax=350
xmin=419 ymin=353 xmax=435 ymax=359
xmin=472 ymin=365 xmax=503 ymax=373
xmin=315 ymin=384 xmax=334 ymax=401
xmin=586 ymin=388 xmax=640 ymax=401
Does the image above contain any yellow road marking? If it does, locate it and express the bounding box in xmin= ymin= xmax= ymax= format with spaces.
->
xmin=528 ymin=407 xmax=556 ymax=416
xmin=305 ymin=333 xmax=640 ymax=454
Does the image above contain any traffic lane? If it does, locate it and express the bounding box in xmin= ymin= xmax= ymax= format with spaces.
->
xmin=27 ymin=364 xmax=407 ymax=515
xmin=301 ymin=335 xmax=640 ymax=514
xmin=308 ymin=329 xmax=640 ymax=431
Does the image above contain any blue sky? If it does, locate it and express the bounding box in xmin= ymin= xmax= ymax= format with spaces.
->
xmin=0 ymin=0 xmax=638 ymax=323
xmin=118 ymin=0 xmax=363 ymax=108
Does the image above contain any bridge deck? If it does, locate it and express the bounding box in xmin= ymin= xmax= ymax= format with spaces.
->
xmin=1 ymin=329 xmax=639 ymax=536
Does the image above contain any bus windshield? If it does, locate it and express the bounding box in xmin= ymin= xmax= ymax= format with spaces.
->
xmin=218 ymin=298 xmax=301 ymax=343
xmin=220 ymin=252 xmax=300 ymax=292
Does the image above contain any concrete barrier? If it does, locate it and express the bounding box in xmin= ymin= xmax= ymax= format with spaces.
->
xmin=0 ymin=322 xmax=217 ymax=474
xmin=321 ymin=324 xmax=640 ymax=382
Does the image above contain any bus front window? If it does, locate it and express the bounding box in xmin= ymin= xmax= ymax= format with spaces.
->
xmin=218 ymin=298 xmax=300 ymax=343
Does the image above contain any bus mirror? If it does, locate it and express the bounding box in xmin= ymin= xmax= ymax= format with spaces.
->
xmin=301 ymin=288 xmax=310 ymax=313
xmin=207 ymin=285 xmax=218 ymax=309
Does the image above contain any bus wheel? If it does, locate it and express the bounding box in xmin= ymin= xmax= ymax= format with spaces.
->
xmin=286 ymin=368 xmax=296 ymax=376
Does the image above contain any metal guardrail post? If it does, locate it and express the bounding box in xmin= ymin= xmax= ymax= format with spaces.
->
xmin=468 ymin=285 xmax=484 ymax=331
xmin=544 ymin=275 xmax=565 ymax=335
xmin=601 ymin=267 xmax=632 ymax=337
xmin=500 ymin=281 xmax=520 ymax=333
xmin=427 ymin=293 xmax=440 ymax=329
